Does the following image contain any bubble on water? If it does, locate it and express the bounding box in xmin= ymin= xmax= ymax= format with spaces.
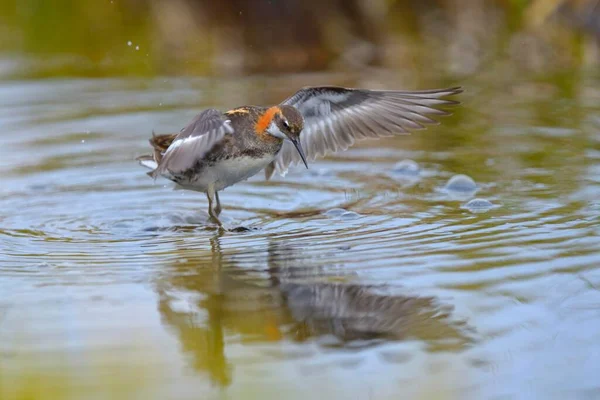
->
xmin=81 ymin=139 xmax=85 ymax=144
xmin=340 ymin=211 xmax=361 ymax=220
xmin=324 ymin=208 xmax=361 ymax=220
xmin=127 ymin=41 xmax=132 ymax=46
xmin=444 ymin=174 xmax=477 ymax=193
xmin=463 ymin=198 xmax=494 ymax=212
xmin=135 ymin=46 xmax=139 ymax=51
xmin=324 ymin=208 xmax=347 ymax=218
xmin=392 ymin=159 xmax=420 ymax=176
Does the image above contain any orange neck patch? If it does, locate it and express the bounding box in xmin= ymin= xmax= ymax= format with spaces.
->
xmin=255 ymin=106 xmax=281 ymax=134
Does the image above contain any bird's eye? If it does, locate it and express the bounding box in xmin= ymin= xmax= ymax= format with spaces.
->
xmin=283 ymin=120 xmax=290 ymax=129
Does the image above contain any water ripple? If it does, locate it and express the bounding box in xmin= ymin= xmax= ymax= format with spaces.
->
xmin=2 ymin=76 xmax=600 ymax=399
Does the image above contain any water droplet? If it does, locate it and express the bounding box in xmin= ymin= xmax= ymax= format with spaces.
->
xmin=392 ymin=159 xmax=420 ymax=176
xmin=444 ymin=174 xmax=477 ymax=193
xmin=81 ymin=139 xmax=85 ymax=144
xmin=463 ymin=198 xmax=494 ymax=212
xmin=127 ymin=41 xmax=132 ymax=46
xmin=135 ymin=46 xmax=139 ymax=51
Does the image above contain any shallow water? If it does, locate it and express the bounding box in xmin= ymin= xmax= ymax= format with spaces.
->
xmin=1 ymin=69 xmax=600 ymax=400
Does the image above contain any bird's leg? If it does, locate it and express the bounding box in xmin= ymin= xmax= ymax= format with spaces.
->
xmin=206 ymin=186 xmax=223 ymax=227
xmin=214 ymin=191 xmax=222 ymax=216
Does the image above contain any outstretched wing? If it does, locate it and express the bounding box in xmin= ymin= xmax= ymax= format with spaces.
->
xmin=151 ymin=108 xmax=233 ymax=179
xmin=271 ymin=86 xmax=462 ymax=176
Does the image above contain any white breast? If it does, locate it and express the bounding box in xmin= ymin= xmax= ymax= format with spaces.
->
xmin=180 ymin=154 xmax=274 ymax=192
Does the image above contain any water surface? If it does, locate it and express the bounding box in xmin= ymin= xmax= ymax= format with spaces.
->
xmin=1 ymin=70 xmax=600 ymax=400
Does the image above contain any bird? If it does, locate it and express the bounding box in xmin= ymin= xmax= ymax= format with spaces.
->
xmin=137 ymin=85 xmax=462 ymax=226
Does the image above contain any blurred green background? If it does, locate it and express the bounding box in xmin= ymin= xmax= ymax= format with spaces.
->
xmin=0 ymin=0 xmax=599 ymax=79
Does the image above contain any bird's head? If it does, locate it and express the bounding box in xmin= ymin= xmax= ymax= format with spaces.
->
xmin=260 ymin=105 xmax=308 ymax=168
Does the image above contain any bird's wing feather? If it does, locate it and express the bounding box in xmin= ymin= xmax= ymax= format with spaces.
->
xmin=152 ymin=108 xmax=233 ymax=178
xmin=273 ymin=86 xmax=462 ymax=176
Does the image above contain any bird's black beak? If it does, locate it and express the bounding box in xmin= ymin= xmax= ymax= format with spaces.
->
xmin=291 ymin=139 xmax=308 ymax=169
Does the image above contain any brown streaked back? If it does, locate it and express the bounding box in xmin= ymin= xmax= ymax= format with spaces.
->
xmin=149 ymin=133 xmax=177 ymax=163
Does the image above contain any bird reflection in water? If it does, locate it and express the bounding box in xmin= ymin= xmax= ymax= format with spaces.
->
xmin=155 ymin=233 xmax=472 ymax=387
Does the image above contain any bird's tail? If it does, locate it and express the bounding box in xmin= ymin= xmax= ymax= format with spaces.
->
xmin=136 ymin=132 xmax=178 ymax=178
xmin=136 ymin=154 xmax=158 ymax=178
